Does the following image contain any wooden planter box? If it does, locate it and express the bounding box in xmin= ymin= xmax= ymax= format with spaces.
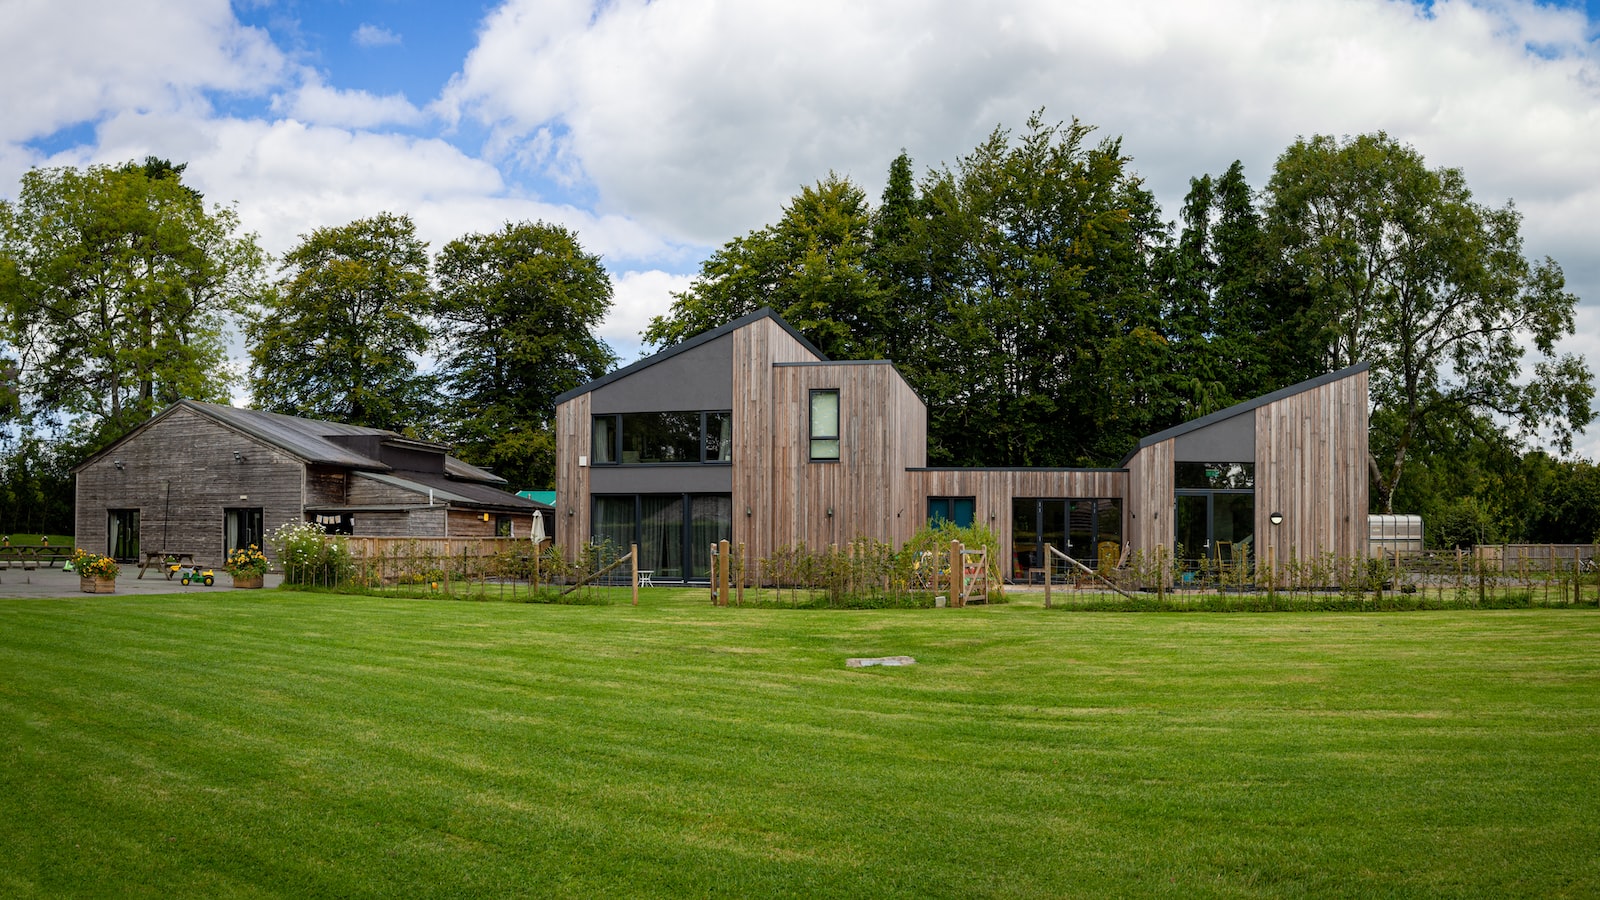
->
xmin=80 ymin=576 xmax=117 ymax=594
xmin=231 ymin=574 xmax=265 ymax=589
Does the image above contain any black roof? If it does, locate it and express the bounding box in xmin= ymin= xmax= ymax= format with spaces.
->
xmin=553 ymin=307 xmax=826 ymax=406
xmin=1119 ymin=362 xmax=1370 ymax=466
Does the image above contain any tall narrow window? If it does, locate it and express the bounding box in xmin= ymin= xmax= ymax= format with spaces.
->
xmin=225 ymin=508 xmax=264 ymax=555
xmin=107 ymin=509 xmax=140 ymax=561
xmin=591 ymin=415 xmax=617 ymax=464
xmin=704 ymin=411 xmax=733 ymax=463
xmin=809 ymin=389 xmax=839 ymax=461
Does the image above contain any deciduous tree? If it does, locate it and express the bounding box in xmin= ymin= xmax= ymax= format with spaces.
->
xmin=248 ymin=213 xmax=436 ymax=433
xmin=1266 ymin=133 xmax=1594 ymax=511
xmin=433 ymin=221 xmax=615 ymax=489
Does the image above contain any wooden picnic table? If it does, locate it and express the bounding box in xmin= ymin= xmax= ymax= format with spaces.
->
xmin=0 ymin=544 xmax=72 ymax=570
xmin=138 ymin=551 xmax=197 ymax=579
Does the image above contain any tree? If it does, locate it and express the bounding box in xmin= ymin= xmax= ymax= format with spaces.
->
xmin=910 ymin=113 xmax=1168 ymax=467
xmin=643 ymin=174 xmax=889 ymax=360
xmin=1266 ymin=133 xmax=1594 ymax=511
xmin=434 ymin=221 xmax=615 ymax=489
xmin=248 ymin=213 xmax=437 ymax=433
xmin=0 ymin=158 xmax=263 ymax=444
xmin=1158 ymin=161 xmax=1321 ymax=421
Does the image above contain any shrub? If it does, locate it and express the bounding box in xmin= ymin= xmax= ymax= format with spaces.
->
xmin=270 ymin=521 xmax=353 ymax=588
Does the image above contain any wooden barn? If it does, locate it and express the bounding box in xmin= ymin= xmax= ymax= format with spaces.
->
xmin=553 ymin=307 xmax=1371 ymax=583
xmin=73 ymin=400 xmax=549 ymax=567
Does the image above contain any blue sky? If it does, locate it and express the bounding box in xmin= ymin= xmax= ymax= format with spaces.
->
xmin=2 ymin=0 xmax=1599 ymax=456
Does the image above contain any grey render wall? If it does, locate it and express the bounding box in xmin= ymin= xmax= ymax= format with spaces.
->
xmin=1173 ymin=411 xmax=1255 ymax=462
xmin=590 ymin=466 xmax=734 ymax=494
xmin=590 ymin=333 xmax=733 ymax=414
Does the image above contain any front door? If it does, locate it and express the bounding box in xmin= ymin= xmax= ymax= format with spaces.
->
xmin=1175 ymin=494 xmax=1210 ymax=570
xmin=1175 ymin=492 xmax=1254 ymax=573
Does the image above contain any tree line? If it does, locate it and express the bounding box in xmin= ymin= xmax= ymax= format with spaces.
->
xmin=2 ymin=115 xmax=1596 ymax=543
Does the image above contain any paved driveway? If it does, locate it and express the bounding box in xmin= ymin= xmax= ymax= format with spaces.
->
xmin=0 ymin=566 xmax=284 ymax=598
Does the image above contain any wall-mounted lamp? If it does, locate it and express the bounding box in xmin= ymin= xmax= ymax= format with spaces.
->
xmin=233 ymin=450 xmax=244 ymax=462
xmin=113 ymin=460 xmax=124 ymax=470
xmin=826 ymin=507 xmax=834 ymax=518
xmin=745 ymin=506 xmax=752 ymax=517
xmin=567 ymin=507 xmax=575 ymax=517
xmin=1270 ymin=512 xmax=1284 ymax=526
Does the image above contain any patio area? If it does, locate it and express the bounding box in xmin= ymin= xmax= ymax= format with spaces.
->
xmin=0 ymin=565 xmax=284 ymax=599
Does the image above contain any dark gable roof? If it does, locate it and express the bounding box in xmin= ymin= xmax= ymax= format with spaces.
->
xmin=1119 ymin=362 xmax=1370 ymax=466
xmin=75 ymin=399 xmax=509 ymax=486
xmin=553 ymin=306 xmax=827 ymax=406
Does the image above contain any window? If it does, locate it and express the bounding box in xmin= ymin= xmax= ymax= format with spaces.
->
xmin=590 ymin=411 xmax=732 ymax=465
xmin=496 ymin=515 xmax=513 ymax=537
xmin=1175 ymin=462 xmax=1254 ymax=490
xmin=592 ymin=493 xmax=733 ymax=581
xmin=809 ymin=389 xmax=839 ymax=460
xmin=1011 ymin=497 xmax=1123 ymax=580
xmin=107 ymin=509 xmax=140 ymax=561
xmin=225 ymin=508 xmax=264 ymax=555
xmin=927 ymin=497 xmax=976 ymax=528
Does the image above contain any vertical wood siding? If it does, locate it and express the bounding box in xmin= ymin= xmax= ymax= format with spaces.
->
xmin=553 ymin=391 xmax=591 ymax=552
xmin=1124 ymin=439 xmax=1174 ymax=555
xmin=731 ymin=319 xmax=825 ymax=562
xmin=911 ymin=469 xmax=1129 ymax=562
xmin=1255 ymin=368 xmax=1369 ymax=564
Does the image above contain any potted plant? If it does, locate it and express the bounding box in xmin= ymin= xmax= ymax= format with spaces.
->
xmin=72 ymin=550 xmax=119 ymax=593
xmin=224 ymin=545 xmax=270 ymax=589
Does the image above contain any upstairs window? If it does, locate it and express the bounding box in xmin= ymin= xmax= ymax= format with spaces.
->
xmin=810 ymin=389 xmax=840 ymax=461
xmin=590 ymin=411 xmax=733 ymax=465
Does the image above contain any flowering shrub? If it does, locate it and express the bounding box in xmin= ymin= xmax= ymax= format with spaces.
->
xmin=224 ymin=544 xmax=270 ymax=577
xmin=71 ymin=549 xmax=120 ymax=579
xmin=270 ymin=520 xmax=353 ymax=587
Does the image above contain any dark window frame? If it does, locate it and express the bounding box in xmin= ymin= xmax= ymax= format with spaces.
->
xmin=590 ymin=410 xmax=733 ymax=466
xmin=809 ymin=388 xmax=840 ymax=462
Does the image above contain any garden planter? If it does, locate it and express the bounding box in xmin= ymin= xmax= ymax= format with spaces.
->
xmin=80 ymin=576 xmax=116 ymax=594
xmin=231 ymin=574 xmax=265 ymax=589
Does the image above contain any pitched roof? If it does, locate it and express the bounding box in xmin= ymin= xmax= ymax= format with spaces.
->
xmin=552 ymin=306 xmax=827 ymax=405
xmin=74 ymin=399 xmax=508 ymax=487
xmin=1120 ymin=362 xmax=1370 ymax=466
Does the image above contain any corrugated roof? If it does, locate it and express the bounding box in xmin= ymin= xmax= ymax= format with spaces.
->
xmin=353 ymin=471 xmax=544 ymax=510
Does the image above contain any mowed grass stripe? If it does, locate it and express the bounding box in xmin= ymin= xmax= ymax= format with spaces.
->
xmin=2 ymin=593 xmax=1598 ymax=898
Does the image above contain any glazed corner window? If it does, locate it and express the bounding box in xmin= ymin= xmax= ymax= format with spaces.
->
xmin=809 ymin=389 xmax=840 ymax=461
xmin=703 ymin=411 xmax=732 ymax=463
xmin=592 ymin=411 xmax=732 ymax=465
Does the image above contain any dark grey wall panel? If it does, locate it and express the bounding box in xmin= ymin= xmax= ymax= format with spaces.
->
xmin=590 ymin=466 xmax=733 ymax=494
xmin=591 ymin=333 xmax=732 ymax=413
xmin=1174 ymin=411 xmax=1254 ymax=461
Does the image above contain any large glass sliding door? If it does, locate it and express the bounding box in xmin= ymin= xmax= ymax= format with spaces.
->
xmin=1011 ymin=498 xmax=1122 ymax=581
xmin=591 ymin=493 xmax=732 ymax=582
xmin=1174 ymin=492 xmax=1255 ymax=570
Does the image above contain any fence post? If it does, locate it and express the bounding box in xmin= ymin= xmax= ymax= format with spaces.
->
xmin=950 ymin=539 xmax=963 ymax=608
xmin=1043 ymin=542 xmax=1052 ymax=609
xmin=737 ymin=542 xmax=746 ymax=607
xmin=717 ymin=539 xmax=731 ymax=607
xmin=630 ymin=543 xmax=639 ymax=606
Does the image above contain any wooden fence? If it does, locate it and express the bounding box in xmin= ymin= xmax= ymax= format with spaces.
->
xmin=1474 ymin=544 xmax=1598 ymax=573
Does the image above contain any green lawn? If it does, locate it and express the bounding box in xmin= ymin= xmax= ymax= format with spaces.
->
xmin=2 ymin=590 xmax=1597 ymax=898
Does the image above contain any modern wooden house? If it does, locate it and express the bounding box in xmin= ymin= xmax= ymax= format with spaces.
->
xmin=73 ymin=400 xmax=549 ymax=565
xmin=554 ymin=308 xmax=1370 ymax=582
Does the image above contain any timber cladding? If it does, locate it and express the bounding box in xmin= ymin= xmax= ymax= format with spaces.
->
xmin=761 ymin=360 xmax=927 ymax=561
xmin=1124 ymin=439 xmax=1174 ymax=556
xmin=73 ymin=407 xmax=306 ymax=565
xmin=554 ymin=390 xmax=591 ymax=552
xmin=912 ymin=468 xmax=1129 ymax=561
xmin=1254 ymin=367 xmax=1369 ymax=564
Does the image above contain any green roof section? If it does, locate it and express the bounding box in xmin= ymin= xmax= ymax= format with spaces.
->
xmin=517 ymin=490 xmax=557 ymax=507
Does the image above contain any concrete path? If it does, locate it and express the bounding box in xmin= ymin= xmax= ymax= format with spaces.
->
xmin=0 ymin=566 xmax=284 ymax=599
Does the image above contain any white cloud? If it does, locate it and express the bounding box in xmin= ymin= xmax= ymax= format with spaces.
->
xmin=0 ymin=0 xmax=284 ymax=145
xmin=604 ymin=269 xmax=694 ymax=342
xmin=353 ymin=23 xmax=402 ymax=48
xmin=271 ymin=70 xmax=426 ymax=129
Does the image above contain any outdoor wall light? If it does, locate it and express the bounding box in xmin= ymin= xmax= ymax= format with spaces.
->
xmin=113 ymin=460 xmax=124 ymax=470
xmin=234 ymin=450 xmax=245 ymax=462
xmin=745 ymin=506 xmax=752 ymax=517
xmin=826 ymin=507 xmax=834 ymax=517
xmin=1270 ymin=512 xmax=1284 ymax=526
